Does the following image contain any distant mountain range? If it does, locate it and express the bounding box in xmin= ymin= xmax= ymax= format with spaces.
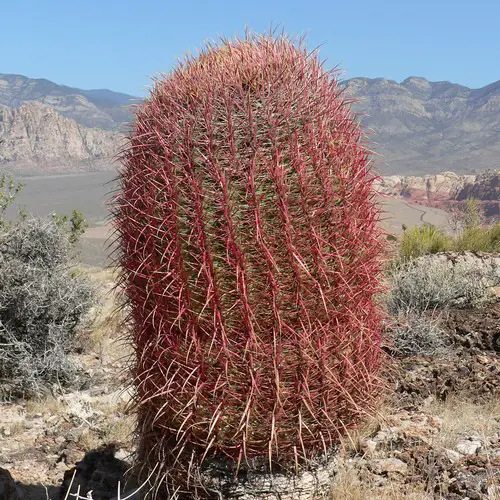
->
xmin=0 ymin=73 xmax=498 ymax=175
xmin=0 ymin=73 xmax=134 ymax=130
xmin=343 ymin=77 xmax=500 ymax=175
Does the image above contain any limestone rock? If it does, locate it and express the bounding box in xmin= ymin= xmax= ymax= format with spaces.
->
xmin=0 ymin=102 xmax=121 ymax=174
xmin=369 ymin=458 xmax=408 ymax=475
xmin=445 ymin=449 xmax=462 ymax=463
xmin=456 ymin=439 xmax=482 ymax=455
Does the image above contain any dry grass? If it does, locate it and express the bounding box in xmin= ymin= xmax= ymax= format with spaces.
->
xmin=25 ymin=395 xmax=65 ymax=416
xmin=329 ymin=463 xmax=430 ymax=499
xmin=78 ymin=428 xmax=103 ymax=451
xmin=76 ymin=415 xmax=134 ymax=451
xmin=337 ymin=403 xmax=393 ymax=457
xmin=427 ymin=396 xmax=500 ymax=449
xmin=81 ymin=265 xmax=118 ymax=283
xmin=101 ymin=413 xmax=135 ymax=445
xmin=85 ymin=310 xmax=126 ymax=360
xmin=1 ymin=421 xmax=25 ymax=437
xmin=73 ymin=265 xmax=130 ymax=361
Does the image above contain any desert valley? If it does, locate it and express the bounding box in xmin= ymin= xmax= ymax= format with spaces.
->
xmin=1 ymin=72 xmax=499 ymax=262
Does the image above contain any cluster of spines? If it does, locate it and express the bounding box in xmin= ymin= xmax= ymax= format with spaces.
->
xmin=113 ymin=33 xmax=385 ymax=496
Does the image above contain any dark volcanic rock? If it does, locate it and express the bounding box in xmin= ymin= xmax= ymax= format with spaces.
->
xmin=0 ymin=468 xmax=22 ymax=500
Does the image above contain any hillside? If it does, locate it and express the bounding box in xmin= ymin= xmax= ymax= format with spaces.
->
xmin=376 ymin=169 xmax=500 ymax=219
xmin=0 ymin=73 xmax=134 ymax=130
xmin=343 ymin=77 xmax=500 ymax=174
xmin=0 ymin=73 xmax=499 ymax=175
xmin=0 ymin=102 xmax=121 ymax=174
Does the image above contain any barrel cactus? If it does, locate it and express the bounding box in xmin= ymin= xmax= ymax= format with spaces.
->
xmin=114 ymin=33 xmax=385 ymax=497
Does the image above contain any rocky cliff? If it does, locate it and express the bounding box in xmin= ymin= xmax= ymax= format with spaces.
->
xmin=0 ymin=102 xmax=122 ymax=174
xmin=376 ymin=170 xmax=500 ymax=218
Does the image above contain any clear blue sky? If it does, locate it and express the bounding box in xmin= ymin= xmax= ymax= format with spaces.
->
xmin=2 ymin=0 xmax=499 ymax=96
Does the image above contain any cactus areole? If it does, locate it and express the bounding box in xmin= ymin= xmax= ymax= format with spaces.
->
xmin=114 ymin=33 xmax=385 ymax=493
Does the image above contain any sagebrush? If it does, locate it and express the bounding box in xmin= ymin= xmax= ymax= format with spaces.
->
xmin=0 ymin=217 xmax=96 ymax=398
xmin=388 ymin=312 xmax=450 ymax=357
xmin=388 ymin=255 xmax=498 ymax=315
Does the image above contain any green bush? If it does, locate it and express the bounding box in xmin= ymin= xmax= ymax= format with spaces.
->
xmin=399 ymin=198 xmax=500 ymax=259
xmin=0 ymin=174 xmax=23 ymax=230
xmin=487 ymin=223 xmax=500 ymax=249
xmin=400 ymin=224 xmax=452 ymax=260
xmin=454 ymin=223 xmax=500 ymax=253
xmin=52 ymin=209 xmax=88 ymax=245
xmin=454 ymin=226 xmax=490 ymax=252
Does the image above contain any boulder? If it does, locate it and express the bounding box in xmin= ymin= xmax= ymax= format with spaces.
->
xmin=456 ymin=439 xmax=482 ymax=455
xmin=369 ymin=458 xmax=409 ymax=476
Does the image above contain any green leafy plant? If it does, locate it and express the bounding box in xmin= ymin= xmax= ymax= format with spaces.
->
xmin=0 ymin=174 xmax=23 ymax=229
xmin=400 ymin=224 xmax=452 ymax=260
xmin=400 ymin=198 xmax=500 ymax=259
xmin=52 ymin=209 xmax=88 ymax=245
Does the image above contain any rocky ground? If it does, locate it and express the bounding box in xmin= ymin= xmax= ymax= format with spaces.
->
xmin=0 ymin=270 xmax=498 ymax=499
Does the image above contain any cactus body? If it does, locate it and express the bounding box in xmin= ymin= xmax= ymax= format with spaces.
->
xmin=114 ymin=34 xmax=385 ymax=496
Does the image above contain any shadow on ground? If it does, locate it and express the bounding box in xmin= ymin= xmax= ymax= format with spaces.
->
xmin=2 ymin=445 xmax=136 ymax=500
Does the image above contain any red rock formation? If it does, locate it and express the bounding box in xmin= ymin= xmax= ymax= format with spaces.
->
xmin=376 ymin=170 xmax=500 ymax=220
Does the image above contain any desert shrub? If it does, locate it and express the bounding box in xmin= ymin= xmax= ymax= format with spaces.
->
xmin=0 ymin=175 xmax=23 ymax=229
xmin=1 ymin=216 xmax=71 ymax=267
xmin=388 ymin=312 xmax=450 ymax=357
xmin=454 ymin=225 xmax=491 ymax=252
xmin=400 ymin=224 xmax=452 ymax=260
xmin=386 ymin=254 xmax=499 ymax=357
xmin=450 ymin=197 xmax=484 ymax=232
xmin=399 ymin=222 xmax=500 ymax=260
xmin=454 ymin=222 xmax=500 ymax=253
xmin=487 ymin=222 xmax=500 ymax=248
xmin=400 ymin=199 xmax=500 ymax=259
xmin=52 ymin=209 xmax=89 ymax=245
xmin=388 ymin=255 xmax=497 ymax=316
xmin=0 ymin=217 xmax=96 ymax=398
